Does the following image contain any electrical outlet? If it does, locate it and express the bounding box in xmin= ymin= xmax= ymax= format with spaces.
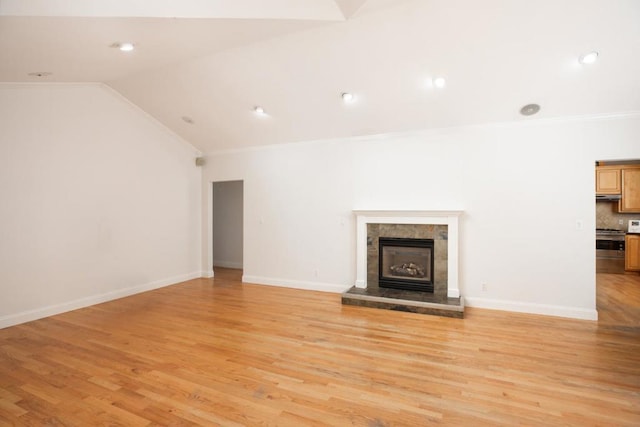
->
xmin=481 ymin=283 xmax=488 ymax=292
xmin=619 ymin=219 xmax=624 ymax=225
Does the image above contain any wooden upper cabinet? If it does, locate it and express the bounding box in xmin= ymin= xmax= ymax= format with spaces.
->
xmin=625 ymin=234 xmax=640 ymax=271
xmin=595 ymin=166 xmax=621 ymax=194
xmin=619 ymin=166 xmax=640 ymax=212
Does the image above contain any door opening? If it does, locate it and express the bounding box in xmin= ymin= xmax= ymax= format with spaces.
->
xmin=212 ymin=180 xmax=243 ymax=275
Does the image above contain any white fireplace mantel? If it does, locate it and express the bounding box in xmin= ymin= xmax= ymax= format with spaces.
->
xmin=354 ymin=210 xmax=463 ymax=298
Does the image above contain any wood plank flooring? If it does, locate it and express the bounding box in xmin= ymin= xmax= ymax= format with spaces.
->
xmin=1 ymin=269 xmax=639 ymax=426
xmin=597 ymin=272 xmax=640 ymax=328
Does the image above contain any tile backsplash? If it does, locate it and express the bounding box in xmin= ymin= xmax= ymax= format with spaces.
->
xmin=596 ymin=202 xmax=640 ymax=230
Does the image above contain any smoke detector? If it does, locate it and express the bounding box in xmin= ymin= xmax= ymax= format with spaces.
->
xmin=520 ymin=104 xmax=541 ymax=116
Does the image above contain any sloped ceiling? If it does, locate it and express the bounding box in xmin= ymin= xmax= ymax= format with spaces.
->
xmin=1 ymin=0 xmax=639 ymax=153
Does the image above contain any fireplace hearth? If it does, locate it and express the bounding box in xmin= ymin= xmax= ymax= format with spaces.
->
xmin=379 ymin=237 xmax=434 ymax=292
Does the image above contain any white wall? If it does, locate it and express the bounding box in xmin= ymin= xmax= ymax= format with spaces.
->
xmin=213 ymin=180 xmax=243 ymax=269
xmin=0 ymin=83 xmax=202 ymax=328
xmin=202 ymin=113 xmax=640 ymax=319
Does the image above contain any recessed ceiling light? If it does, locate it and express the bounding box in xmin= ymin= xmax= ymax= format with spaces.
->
xmin=27 ymin=72 xmax=52 ymax=77
xmin=520 ymin=103 xmax=541 ymax=116
xmin=254 ymin=106 xmax=266 ymax=115
xmin=119 ymin=42 xmax=135 ymax=52
xmin=432 ymin=77 xmax=446 ymax=88
xmin=110 ymin=42 xmax=135 ymax=52
xmin=579 ymin=51 xmax=598 ymax=64
xmin=341 ymin=92 xmax=355 ymax=103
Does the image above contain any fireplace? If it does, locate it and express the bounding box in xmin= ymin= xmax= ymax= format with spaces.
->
xmin=379 ymin=237 xmax=434 ymax=292
xmin=346 ymin=210 xmax=464 ymax=318
xmin=354 ymin=210 xmax=462 ymax=298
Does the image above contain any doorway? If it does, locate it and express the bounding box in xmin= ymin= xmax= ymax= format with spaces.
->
xmin=595 ymin=159 xmax=640 ymax=328
xmin=212 ymin=181 xmax=243 ymax=274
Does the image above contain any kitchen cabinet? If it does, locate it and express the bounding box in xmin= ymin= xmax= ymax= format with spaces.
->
xmin=619 ymin=167 xmax=640 ymax=212
xmin=596 ymin=166 xmax=621 ymax=194
xmin=625 ymin=234 xmax=640 ymax=271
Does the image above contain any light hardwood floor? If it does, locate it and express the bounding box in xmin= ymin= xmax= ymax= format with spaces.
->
xmin=597 ymin=272 xmax=640 ymax=328
xmin=1 ymin=269 xmax=639 ymax=426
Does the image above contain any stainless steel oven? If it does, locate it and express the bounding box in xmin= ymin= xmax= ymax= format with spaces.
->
xmin=596 ymin=229 xmax=625 ymax=274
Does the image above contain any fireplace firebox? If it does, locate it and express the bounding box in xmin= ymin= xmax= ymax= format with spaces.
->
xmin=378 ymin=237 xmax=434 ymax=292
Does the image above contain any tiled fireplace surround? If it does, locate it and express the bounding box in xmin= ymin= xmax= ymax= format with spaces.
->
xmin=343 ymin=210 xmax=464 ymax=318
xmin=367 ymin=223 xmax=448 ymax=293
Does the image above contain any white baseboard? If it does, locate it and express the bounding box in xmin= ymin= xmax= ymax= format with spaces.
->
xmin=0 ymin=271 xmax=202 ymax=329
xmin=202 ymin=270 xmax=214 ymax=278
xmin=213 ymin=260 xmax=243 ymax=269
xmin=464 ymin=297 xmax=598 ymax=321
xmin=242 ymin=275 xmax=351 ymax=293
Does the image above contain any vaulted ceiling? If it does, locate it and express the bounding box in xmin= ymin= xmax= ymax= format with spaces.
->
xmin=2 ymin=0 xmax=639 ymax=153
